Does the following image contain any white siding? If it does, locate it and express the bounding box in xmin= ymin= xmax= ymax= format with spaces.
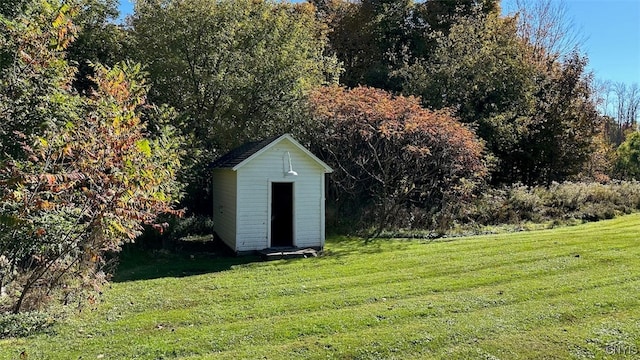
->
xmin=235 ymin=138 xmax=326 ymax=252
xmin=212 ymin=169 xmax=237 ymax=250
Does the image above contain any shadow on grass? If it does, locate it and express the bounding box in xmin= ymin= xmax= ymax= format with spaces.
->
xmin=113 ymin=235 xmax=396 ymax=282
xmin=112 ymin=240 xmax=262 ymax=283
xmin=319 ymin=235 xmax=390 ymax=259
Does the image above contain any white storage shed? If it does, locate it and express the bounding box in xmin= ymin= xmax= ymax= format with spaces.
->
xmin=210 ymin=134 xmax=333 ymax=253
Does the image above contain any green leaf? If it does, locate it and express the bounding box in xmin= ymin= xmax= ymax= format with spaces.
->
xmin=38 ymin=137 xmax=48 ymax=148
xmin=0 ymin=213 xmax=23 ymax=226
xmin=136 ymin=139 xmax=151 ymax=157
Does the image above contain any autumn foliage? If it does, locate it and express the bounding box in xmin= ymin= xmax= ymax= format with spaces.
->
xmin=0 ymin=3 xmax=183 ymax=313
xmin=308 ymin=86 xmax=487 ymax=235
xmin=0 ymin=63 xmax=183 ymax=313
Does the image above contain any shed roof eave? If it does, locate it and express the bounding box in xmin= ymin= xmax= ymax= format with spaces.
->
xmin=231 ymin=134 xmax=333 ymax=173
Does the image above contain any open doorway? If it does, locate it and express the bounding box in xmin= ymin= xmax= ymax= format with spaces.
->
xmin=271 ymin=182 xmax=294 ymax=247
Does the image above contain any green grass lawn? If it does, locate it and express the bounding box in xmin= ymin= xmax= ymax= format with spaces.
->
xmin=2 ymin=215 xmax=640 ymax=359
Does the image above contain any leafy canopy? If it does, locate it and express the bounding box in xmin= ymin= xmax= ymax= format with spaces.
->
xmin=616 ymin=131 xmax=640 ymax=180
xmin=308 ymin=86 xmax=487 ymax=235
xmin=130 ymin=0 xmax=340 ymax=212
xmin=0 ymin=0 xmax=183 ymax=314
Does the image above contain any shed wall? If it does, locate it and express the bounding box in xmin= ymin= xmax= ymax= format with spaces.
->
xmin=235 ymin=139 xmax=326 ymax=251
xmin=212 ymin=169 xmax=237 ymax=250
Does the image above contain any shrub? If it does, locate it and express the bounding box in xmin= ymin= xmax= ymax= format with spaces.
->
xmin=0 ymin=61 xmax=184 ymax=313
xmin=0 ymin=312 xmax=53 ymax=339
xmin=615 ymin=131 xmax=640 ymax=179
xmin=507 ymin=184 xmax=544 ymax=222
xmin=169 ymin=215 xmax=215 ymax=239
xmin=0 ymin=1 xmax=183 ymax=314
xmin=307 ymin=86 xmax=487 ymax=237
xmin=460 ymin=181 xmax=640 ymax=229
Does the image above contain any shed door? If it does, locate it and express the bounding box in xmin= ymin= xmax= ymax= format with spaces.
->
xmin=271 ymin=182 xmax=294 ymax=247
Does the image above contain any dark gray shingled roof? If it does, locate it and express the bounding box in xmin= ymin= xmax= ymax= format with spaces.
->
xmin=209 ymin=135 xmax=281 ymax=169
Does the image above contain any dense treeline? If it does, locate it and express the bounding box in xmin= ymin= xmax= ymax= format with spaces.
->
xmin=130 ymin=0 xmax=341 ymax=213
xmin=1 ymin=0 xmax=639 ymax=317
xmin=314 ymin=0 xmax=603 ymax=185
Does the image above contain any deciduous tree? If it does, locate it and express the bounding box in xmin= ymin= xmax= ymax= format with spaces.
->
xmin=505 ymin=0 xmax=584 ymax=64
xmin=399 ymin=9 xmax=601 ymax=185
xmin=1 ymin=62 xmax=183 ymax=313
xmin=315 ymin=0 xmax=499 ymax=91
xmin=399 ymin=10 xmax=535 ymax=180
xmin=0 ymin=0 xmax=78 ymax=159
xmin=615 ymin=131 xmax=640 ymax=180
xmin=131 ymin=0 xmax=340 ymax=212
xmin=66 ymin=0 xmax=131 ymax=94
xmin=307 ymin=86 xmax=487 ymax=236
xmin=0 ymin=1 xmax=183 ymax=313
xmin=518 ymin=53 xmax=601 ymax=184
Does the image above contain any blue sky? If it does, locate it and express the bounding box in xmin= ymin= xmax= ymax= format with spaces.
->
xmin=503 ymin=0 xmax=640 ymax=86
xmin=116 ymin=0 xmax=640 ymax=86
xmin=565 ymin=0 xmax=640 ymax=86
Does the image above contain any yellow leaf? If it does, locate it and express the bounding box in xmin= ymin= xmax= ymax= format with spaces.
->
xmin=111 ymin=221 xmax=126 ymax=234
xmin=52 ymin=12 xmax=64 ymax=28
xmin=136 ymin=139 xmax=152 ymax=157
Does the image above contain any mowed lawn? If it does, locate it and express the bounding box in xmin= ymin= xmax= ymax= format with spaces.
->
xmin=2 ymin=215 xmax=640 ymax=359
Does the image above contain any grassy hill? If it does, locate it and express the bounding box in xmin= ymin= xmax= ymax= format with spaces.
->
xmin=1 ymin=215 xmax=639 ymax=359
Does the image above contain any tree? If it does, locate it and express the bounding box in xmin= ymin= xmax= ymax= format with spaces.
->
xmin=307 ymin=86 xmax=487 ymax=236
xmin=613 ymin=83 xmax=640 ymax=132
xmin=518 ymin=53 xmax=601 ymax=184
xmin=613 ymin=82 xmax=638 ymax=147
xmin=399 ymin=8 xmax=601 ymax=185
xmin=615 ymin=131 xmax=640 ymax=180
xmin=593 ymin=80 xmax=639 ymax=147
xmin=0 ymin=0 xmax=78 ymax=159
xmin=65 ymin=0 xmax=131 ymax=94
xmin=130 ymin=0 xmax=340 ymax=213
xmin=0 ymin=0 xmax=30 ymax=18
xmin=0 ymin=1 xmax=183 ymax=313
xmin=321 ymin=0 xmax=416 ymax=90
xmin=1 ymin=62 xmax=184 ymax=314
xmin=315 ymin=0 xmax=499 ymax=91
xmin=505 ymin=0 xmax=584 ymax=65
xmin=399 ymin=10 xmax=537 ymax=181
xmin=416 ymin=0 xmax=499 ymax=37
